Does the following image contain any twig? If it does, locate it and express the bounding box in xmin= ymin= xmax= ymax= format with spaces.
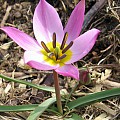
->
xmin=101 ymin=80 xmax=120 ymax=88
xmin=82 ymin=0 xmax=107 ymax=33
xmin=100 ymin=44 xmax=114 ymax=53
xmin=1 ymin=6 xmax=12 ymax=27
xmin=88 ymin=64 xmax=120 ymax=70
xmin=2 ymin=72 xmax=26 ymax=78
xmin=24 ymin=70 xmax=52 ymax=74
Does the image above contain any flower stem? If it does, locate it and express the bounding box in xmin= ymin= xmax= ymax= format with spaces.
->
xmin=53 ymin=70 xmax=63 ymax=115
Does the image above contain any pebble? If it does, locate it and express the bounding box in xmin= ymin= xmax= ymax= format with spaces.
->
xmin=14 ymin=11 xmax=22 ymax=18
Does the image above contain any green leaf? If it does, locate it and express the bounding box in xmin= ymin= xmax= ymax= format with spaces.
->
xmin=27 ymin=97 xmax=56 ymax=120
xmin=47 ymin=106 xmax=61 ymax=115
xmin=64 ymin=113 xmax=84 ymax=120
xmin=67 ymin=88 xmax=120 ymax=109
xmin=0 ymin=104 xmax=38 ymax=112
xmin=0 ymin=104 xmax=59 ymax=115
xmin=0 ymin=74 xmax=55 ymax=92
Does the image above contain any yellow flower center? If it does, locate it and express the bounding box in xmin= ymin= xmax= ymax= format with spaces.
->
xmin=40 ymin=33 xmax=73 ymax=66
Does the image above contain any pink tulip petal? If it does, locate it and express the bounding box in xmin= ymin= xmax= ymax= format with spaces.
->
xmin=0 ymin=27 xmax=40 ymax=51
xmin=33 ymin=0 xmax=64 ymax=44
xmin=24 ymin=51 xmax=59 ymax=70
xmin=55 ymin=64 xmax=79 ymax=80
xmin=66 ymin=28 xmax=100 ymax=64
xmin=64 ymin=0 xmax=85 ymax=43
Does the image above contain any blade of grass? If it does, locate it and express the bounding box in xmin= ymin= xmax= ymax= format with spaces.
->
xmin=27 ymin=97 xmax=56 ymax=120
xmin=67 ymin=88 xmax=120 ymax=109
xmin=0 ymin=74 xmax=55 ymax=92
xmin=0 ymin=104 xmax=38 ymax=112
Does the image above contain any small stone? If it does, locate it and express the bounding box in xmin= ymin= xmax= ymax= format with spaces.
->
xmin=14 ymin=11 xmax=22 ymax=18
xmin=92 ymin=51 xmax=97 ymax=56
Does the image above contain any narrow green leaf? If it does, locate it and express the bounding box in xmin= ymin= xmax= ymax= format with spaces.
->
xmin=67 ymin=88 xmax=120 ymax=109
xmin=0 ymin=74 xmax=55 ymax=92
xmin=64 ymin=113 xmax=84 ymax=120
xmin=47 ymin=106 xmax=61 ymax=115
xmin=27 ymin=97 xmax=56 ymax=120
xmin=0 ymin=104 xmax=38 ymax=112
xmin=0 ymin=105 xmax=59 ymax=115
xmin=46 ymin=108 xmax=60 ymax=115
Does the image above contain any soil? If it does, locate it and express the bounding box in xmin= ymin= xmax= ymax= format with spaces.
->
xmin=0 ymin=0 xmax=120 ymax=120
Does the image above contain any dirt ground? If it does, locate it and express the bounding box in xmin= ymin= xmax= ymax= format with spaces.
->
xmin=0 ymin=0 xmax=120 ymax=120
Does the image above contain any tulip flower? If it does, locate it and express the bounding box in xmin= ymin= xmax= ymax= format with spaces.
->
xmin=0 ymin=0 xmax=100 ymax=80
xmin=0 ymin=0 xmax=100 ymax=114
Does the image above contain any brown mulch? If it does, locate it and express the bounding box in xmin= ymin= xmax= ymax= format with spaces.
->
xmin=0 ymin=0 xmax=120 ymax=120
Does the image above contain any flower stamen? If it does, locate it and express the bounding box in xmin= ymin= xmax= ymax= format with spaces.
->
xmin=41 ymin=41 xmax=51 ymax=53
xmin=52 ymin=32 xmax=56 ymax=48
xmin=57 ymin=54 xmax=66 ymax=60
xmin=60 ymin=32 xmax=68 ymax=50
xmin=41 ymin=32 xmax=72 ymax=62
xmin=48 ymin=52 xmax=54 ymax=58
xmin=62 ymin=41 xmax=73 ymax=54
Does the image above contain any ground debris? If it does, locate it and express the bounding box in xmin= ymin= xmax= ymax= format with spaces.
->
xmin=0 ymin=0 xmax=119 ymax=120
